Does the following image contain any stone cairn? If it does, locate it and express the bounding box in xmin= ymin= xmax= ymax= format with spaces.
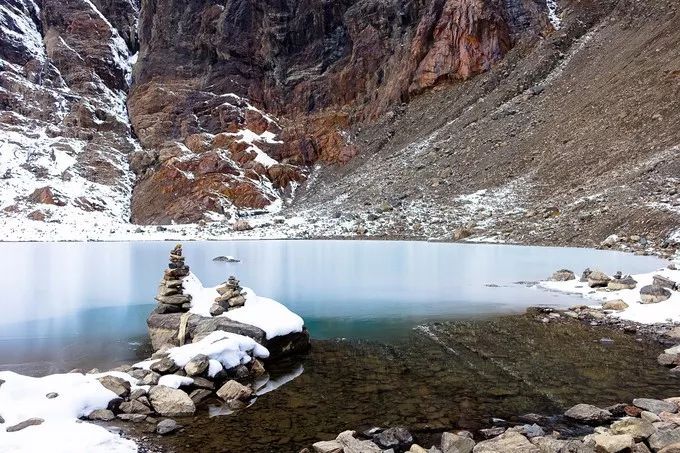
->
xmin=154 ymin=244 xmax=192 ymax=314
xmin=210 ymin=275 xmax=247 ymax=316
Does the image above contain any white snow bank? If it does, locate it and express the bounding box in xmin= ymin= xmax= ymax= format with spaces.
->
xmin=182 ymin=272 xmax=305 ymax=339
xmin=134 ymin=330 xmax=269 ymax=372
xmin=539 ymin=267 xmax=680 ymax=324
xmin=0 ymin=371 xmax=137 ymax=452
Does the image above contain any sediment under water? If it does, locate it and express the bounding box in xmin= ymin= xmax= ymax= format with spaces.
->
xmin=124 ymin=315 xmax=678 ymax=452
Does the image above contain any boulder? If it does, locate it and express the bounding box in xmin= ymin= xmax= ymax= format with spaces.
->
xmin=587 ymin=270 xmax=611 ymax=288
xmin=184 ymin=354 xmax=209 ymax=376
xmin=588 ymin=433 xmax=634 ymax=452
xmin=372 ymin=427 xmax=414 ymax=450
xmin=312 ymin=440 xmax=343 ymax=453
xmin=441 ymin=432 xmax=475 ymax=453
xmin=87 ymin=409 xmax=115 ymax=421
xmin=472 ymin=431 xmax=540 ymax=453
xmin=119 ymin=400 xmax=153 ymax=415
xmin=608 ymin=277 xmax=638 ymax=290
xmin=653 ymin=275 xmax=678 ymax=290
xmin=551 ymin=269 xmax=576 ymax=281
xmin=148 ymin=385 xmax=196 ymax=416
xmin=640 ymin=285 xmax=672 ymax=304
xmin=602 ymin=300 xmax=629 ymax=311
xmin=233 ymin=220 xmax=253 ymax=231
xmin=633 ymin=398 xmax=677 ymax=414
xmin=216 ymin=380 xmax=252 ymax=401
xmin=658 ymin=353 xmax=680 ymax=367
xmin=96 ymin=375 xmax=131 ymax=398
xmin=564 ymin=404 xmax=612 ymax=423
xmin=649 ymin=428 xmax=680 ymax=451
xmin=336 ymin=430 xmax=382 ymax=452
xmin=609 ymin=417 xmax=655 ymax=441
xmin=150 ymin=357 xmax=179 ymax=374
xmin=156 ymin=418 xmax=182 ymax=435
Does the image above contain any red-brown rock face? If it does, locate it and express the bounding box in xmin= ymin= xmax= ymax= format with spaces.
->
xmin=128 ymin=0 xmax=550 ymax=224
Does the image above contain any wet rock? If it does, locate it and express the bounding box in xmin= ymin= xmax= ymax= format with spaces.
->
xmin=640 ymin=285 xmax=671 ymax=304
xmin=6 ymin=418 xmax=44 ymax=432
xmin=587 ymin=270 xmax=611 ymax=288
xmin=184 ymin=354 xmax=209 ymax=376
xmin=472 ymin=431 xmax=540 ymax=452
xmin=564 ymin=404 xmax=612 ymax=423
xmin=588 ymin=433 xmax=634 ymax=452
xmin=156 ymin=418 xmax=182 ymax=435
xmin=97 ymin=375 xmax=131 ymax=398
xmin=633 ymin=398 xmax=677 ymax=414
xmin=148 ymin=385 xmax=196 ymax=416
xmin=372 ymin=427 xmax=413 ymax=450
xmin=551 ymin=269 xmax=576 ymax=281
xmin=216 ymin=380 xmax=252 ymax=402
xmin=87 ymin=409 xmax=115 ymax=421
xmin=602 ymin=300 xmax=629 ymax=311
xmin=441 ymin=432 xmax=475 ymax=453
xmin=610 ymin=417 xmax=655 ymax=441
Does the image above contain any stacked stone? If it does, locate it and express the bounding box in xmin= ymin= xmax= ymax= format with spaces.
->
xmin=155 ymin=244 xmax=192 ymax=314
xmin=210 ymin=275 xmax=247 ymax=316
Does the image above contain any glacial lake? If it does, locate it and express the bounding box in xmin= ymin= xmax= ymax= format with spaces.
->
xmin=0 ymin=240 xmax=665 ymax=374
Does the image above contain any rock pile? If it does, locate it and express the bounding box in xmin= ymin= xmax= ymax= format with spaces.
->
xmin=210 ymin=275 xmax=247 ymax=316
xmin=154 ymin=245 xmax=192 ymax=314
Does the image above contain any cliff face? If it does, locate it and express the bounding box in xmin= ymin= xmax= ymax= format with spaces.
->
xmin=128 ymin=0 xmax=550 ymax=224
xmin=0 ymin=0 xmax=138 ymax=227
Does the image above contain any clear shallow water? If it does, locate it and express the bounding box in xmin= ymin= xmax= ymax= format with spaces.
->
xmin=0 ymin=240 xmax=664 ymax=373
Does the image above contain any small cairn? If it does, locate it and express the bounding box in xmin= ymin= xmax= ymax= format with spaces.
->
xmin=155 ymin=244 xmax=192 ymax=314
xmin=210 ymin=275 xmax=247 ymax=316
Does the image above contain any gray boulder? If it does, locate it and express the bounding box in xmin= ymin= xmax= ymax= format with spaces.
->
xmin=587 ymin=270 xmax=611 ymax=288
xmin=608 ymin=276 xmax=638 ymax=290
xmin=633 ymin=398 xmax=677 ymax=414
xmin=148 ymin=385 xmax=196 ymax=416
xmin=587 ymin=433 xmax=634 ymax=452
xmin=441 ymin=432 xmax=475 ymax=453
xmin=6 ymin=418 xmax=44 ymax=432
xmin=373 ymin=427 xmax=414 ymax=450
xmin=564 ymin=404 xmax=612 ymax=423
xmin=156 ymin=418 xmax=182 ymax=435
xmin=609 ymin=417 xmax=655 ymax=441
xmin=184 ymin=354 xmax=209 ymax=377
xmin=119 ymin=399 xmax=153 ymax=415
xmin=551 ymin=270 xmax=576 ymax=281
xmin=150 ymin=357 xmax=179 ymax=374
xmin=96 ymin=375 xmax=131 ymax=398
xmin=473 ymin=431 xmax=540 ymax=453
xmin=87 ymin=409 xmax=115 ymax=421
xmin=640 ymin=285 xmax=672 ymax=304
xmin=653 ymin=275 xmax=677 ymax=290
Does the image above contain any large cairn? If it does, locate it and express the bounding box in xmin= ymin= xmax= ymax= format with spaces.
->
xmin=155 ymin=244 xmax=192 ymax=314
xmin=210 ymin=275 xmax=247 ymax=316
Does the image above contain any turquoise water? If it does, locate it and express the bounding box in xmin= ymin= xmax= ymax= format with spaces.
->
xmin=0 ymin=240 xmax=664 ymax=373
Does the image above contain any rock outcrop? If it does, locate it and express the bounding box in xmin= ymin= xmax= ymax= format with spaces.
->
xmin=127 ymin=0 xmax=551 ymax=224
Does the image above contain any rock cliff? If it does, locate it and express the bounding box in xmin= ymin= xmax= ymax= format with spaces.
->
xmin=127 ymin=0 xmax=551 ymax=224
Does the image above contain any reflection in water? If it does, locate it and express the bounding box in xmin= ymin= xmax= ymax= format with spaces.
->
xmin=0 ymin=240 xmax=664 ymax=373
